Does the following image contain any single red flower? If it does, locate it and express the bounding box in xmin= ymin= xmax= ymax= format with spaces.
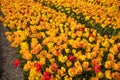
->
xmin=89 ymin=33 xmax=94 ymax=37
xmin=51 ymin=63 xmax=58 ymax=72
xmin=43 ymin=72 xmax=52 ymax=80
xmin=56 ymin=50 xmax=61 ymax=56
xmin=79 ymin=28 xmax=84 ymax=32
xmin=13 ymin=59 xmax=20 ymax=67
xmin=40 ymin=18 xmax=43 ymax=22
xmin=93 ymin=64 xmax=101 ymax=72
xmin=34 ymin=62 xmax=42 ymax=72
xmin=68 ymin=55 xmax=75 ymax=62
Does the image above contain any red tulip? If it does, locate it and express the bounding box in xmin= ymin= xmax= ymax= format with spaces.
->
xmin=68 ymin=55 xmax=75 ymax=62
xmin=34 ymin=62 xmax=42 ymax=72
xmin=93 ymin=64 xmax=101 ymax=72
xmin=56 ymin=50 xmax=61 ymax=56
xmin=89 ymin=33 xmax=94 ymax=37
xmin=40 ymin=18 xmax=43 ymax=22
xmin=79 ymin=28 xmax=84 ymax=32
xmin=13 ymin=59 xmax=20 ymax=67
xmin=43 ymin=72 xmax=52 ymax=80
xmin=51 ymin=63 xmax=58 ymax=72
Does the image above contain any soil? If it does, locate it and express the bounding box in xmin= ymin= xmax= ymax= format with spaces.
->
xmin=0 ymin=23 xmax=23 ymax=80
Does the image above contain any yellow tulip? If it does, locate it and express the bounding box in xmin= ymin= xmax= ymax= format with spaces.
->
xmin=68 ymin=39 xmax=74 ymax=45
xmin=66 ymin=60 xmax=72 ymax=67
xmin=41 ymin=32 xmax=46 ymax=38
xmin=104 ymin=61 xmax=114 ymax=69
xmin=54 ymin=75 xmax=60 ymax=80
xmin=85 ymin=52 xmax=92 ymax=59
xmin=72 ymin=49 xmax=76 ymax=54
xmin=83 ymin=61 xmax=89 ymax=70
xmin=101 ymin=24 xmax=106 ymax=28
xmin=111 ymin=72 xmax=120 ymax=80
xmin=46 ymin=53 xmax=53 ymax=59
xmin=76 ymin=66 xmax=82 ymax=75
xmin=74 ymin=61 xmax=81 ymax=67
xmin=68 ymin=68 xmax=77 ymax=77
xmin=76 ymin=31 xmax=82 ymax=37
xmin=89 ymin=37 xmax=95 ymax=42
xmin=47 ymin=43 xmax=54 ymax=49
xmin=23 ymin=64 xmax=30 ymax=71
xmin=64 ymin=76 xmax=72 ymax=80
xmin=40 ymin=57 xmax=46 ymax=65
xmin=80 ymin=55 xmax=86 ymax=61
xmin=91 ymin=52 xmax=97 ymax=58
xmin=65 ymin=49 xmax=70 ymax=53
xmin=85 ymin=16 xmax=90 ymax=20
xmin=107 ymin=53 xmax=114 ymax=61
xmin=57 ymin=67 xmax=66 ymax=76
xmin=30 ymin=26 xmax=37 ymax=33
xmin=49 ymin=58 xmax=55 ymax=63
xmin=23 ymin=61 xmax=33 ymax=71
xmin=105 ymin=70 xmax=112 ymax=79
xmin=113 ymin=63 xmax=120 ymax=71
xmin=96 ymin=72 xmax=104 ymax=78
xmin=109 ymin=39 xmax=115 ymax=44
xmin=20 ymin=33 xmax=26 ymax=41
xmin=83 ymin=32 xmax=89 ymax=38
xmin=31 ymin=38 xmax=38 ymax=49
xmin=102 ymin=41 xmax=110 ymax=48
xmin=31 ymin=44 xmax=42 ymax=54
xmin=109 ymin=45 xmax=118 ymax=55
xmin=22 ymin=53 xmax=32 ymax=60
xmin=6 ymin=35 xmax=13 ymax=42
xmin=58 ymin=54 xmax=67 ymax=63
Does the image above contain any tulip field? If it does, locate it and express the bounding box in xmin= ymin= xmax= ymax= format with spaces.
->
xmin=0 ymin=0 xmax=120 ymax=80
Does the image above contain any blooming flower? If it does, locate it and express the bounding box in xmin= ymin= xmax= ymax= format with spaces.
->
xmin=68 ymin=55 xmax=75 ymax=62
xmin=23 ymin=61 xmax=33 ymax=71
xmin=105 ymin=70 xmax=112 ymax=79
xmin=68 ymin=68 xmax=77 ymax=77
xmin=93 ymin=64 xmax=101 ymax=72
xmin=13 ymin=59 xmax=20 ymax=67
xmin=50 ymin=63 xmax=58 ymax=72
xmin=34 ymin=62 xmax=42 ymax=72
xmin=96 ymin=71 xmax=104 ymax=78
xmin=43 ymin=71 xmax=52 ymax=80
xmin=58 ymin=54 xmax=67 ymax=63
xmin=79 ymin=28 xmax=84 ymax=32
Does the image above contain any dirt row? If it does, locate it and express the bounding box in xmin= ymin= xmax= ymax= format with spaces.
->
xmin=0 ymin=23 xmax=23 ymax=80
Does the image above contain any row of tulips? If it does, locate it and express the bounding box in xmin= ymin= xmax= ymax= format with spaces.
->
xmin=39 ymin=0 xmax=120 ymax=38
xmin=0 ymin=0 xmax=120 ymax=80
xmin=80 ymin=0 xmax=120 ymax=8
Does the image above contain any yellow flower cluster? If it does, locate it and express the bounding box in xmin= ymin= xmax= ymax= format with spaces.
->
xmin=0 ymin=0 xmax=120 ymax=80
xmin=81 ymin=0 xmax=120 ymax=9
xmin=41 ymin=0 xmax=120 ymax=29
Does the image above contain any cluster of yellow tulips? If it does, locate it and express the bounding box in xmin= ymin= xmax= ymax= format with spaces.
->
xmin=41 ymin=0 xmax=120 ymax=29
xmin=0 ymin=0 xmax=120 ymax=80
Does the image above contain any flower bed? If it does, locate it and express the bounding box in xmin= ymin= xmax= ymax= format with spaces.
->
xmin=0 ymin=0 xmax=120 ymax=80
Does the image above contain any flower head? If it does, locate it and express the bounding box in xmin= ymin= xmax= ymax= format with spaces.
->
xmin=34 ymin=62 xmax=42 ymax=72
xmin=93 ymin=64 xmax=101 ymax=72
xmin=50 ymin=63 xmax=58 ymax=72
xmin=13 ymin=59 xmax=20 ymax=67
xmin=68 ymin=55 xmax=75 ymax=62
xmin=43 ymin=71 xmax=52 ymax=80
xmin=79 ymin=28 xmax=84 ymax=32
